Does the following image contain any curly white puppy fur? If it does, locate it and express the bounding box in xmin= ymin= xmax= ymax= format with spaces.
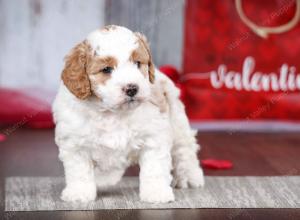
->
xmin=52 ymin=25 xmax=204 ymax=204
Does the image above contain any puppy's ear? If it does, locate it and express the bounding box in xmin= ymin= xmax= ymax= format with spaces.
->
xmin=135 ymin=32 xmax=155 ymax=84
xmin=61 ymin=40 xmax=92 ymax=99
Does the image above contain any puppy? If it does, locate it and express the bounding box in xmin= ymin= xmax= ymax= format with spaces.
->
xmin=52 ymin=25 xmax=204 ymax=203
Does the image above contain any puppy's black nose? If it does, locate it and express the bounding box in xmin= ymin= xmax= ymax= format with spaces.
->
xmin=124 ymin=84 xmax=139 ymax=97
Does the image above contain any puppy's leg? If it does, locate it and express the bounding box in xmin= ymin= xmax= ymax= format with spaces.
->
xmin=161 ymin=73 xmax=204 ymax=188
xmin=163 ymin=83 xmax=204 ymax=188
xmin=171 ymin=131 xmax=204 ymax=188
xmin=139 ymin=132 xmax=174 ymax=203
xmin=170 ymin=102 xmax=204 ymax=188
xmin=59 ymin=149 xmax=97 ymax=203
xmin=95 ymin=168 xmax=125 ymax=188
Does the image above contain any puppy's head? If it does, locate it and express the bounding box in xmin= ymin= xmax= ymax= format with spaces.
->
xmin=62 ymin=25 xmax=155 ymax=110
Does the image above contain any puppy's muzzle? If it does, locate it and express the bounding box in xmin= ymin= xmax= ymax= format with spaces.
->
xmin=123 ymin=84 xmax=139 ymax=97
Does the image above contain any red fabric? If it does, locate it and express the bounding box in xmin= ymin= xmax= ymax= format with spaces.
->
xmin=0 ymin=88 xmax=54 ymax=129
xmin=159 ymin=66 xmax=187 ymax=100
xmin=201 ymin=159 xmax=233 ymax=170
xmin=183 ymin=0 xmax=300 ymax=121
xmin=159 ymin=65 xmax=180 ymax=83
xmin=0 ymin=134 xmax=6 ymax=142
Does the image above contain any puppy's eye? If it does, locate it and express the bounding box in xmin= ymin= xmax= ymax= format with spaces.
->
xmin=101 ymin=66 xmax=113 ymax=74
xmin=135 ymin=61 xmax=141 ymax=68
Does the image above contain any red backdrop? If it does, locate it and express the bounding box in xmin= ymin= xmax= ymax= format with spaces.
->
xmin=183 ymin=0 xmax=300 ymax=121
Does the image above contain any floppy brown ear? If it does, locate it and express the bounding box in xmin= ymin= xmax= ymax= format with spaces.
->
xmin=135 ymin=32 xmax=155 ymax=84
xmin=61 ymin=40 xmax=92 ymax=99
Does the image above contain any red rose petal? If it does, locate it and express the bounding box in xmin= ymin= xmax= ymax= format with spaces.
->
xmin=0 ymin=134 xmax=7 ymax=142
xmin=201 ymin=159 xmax=233 ymax=170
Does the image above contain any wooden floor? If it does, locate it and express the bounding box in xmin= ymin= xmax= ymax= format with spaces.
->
xmin=0 ymin=129 xmax=300 ymax=220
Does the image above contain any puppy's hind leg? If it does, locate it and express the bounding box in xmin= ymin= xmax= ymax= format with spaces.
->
xmin=164 ymin=80 xmax=204 ymax=188
xmin=94 ymin=168 xmax=125 ymax=189
xmin=171 ymin=129 xmax=204 ymax=188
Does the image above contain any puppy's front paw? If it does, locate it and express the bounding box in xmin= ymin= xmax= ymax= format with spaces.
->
xmin=140 ymin=181 xmax=174 ymax=203
xmin=61 ymin=183 xmax=97 ymax=203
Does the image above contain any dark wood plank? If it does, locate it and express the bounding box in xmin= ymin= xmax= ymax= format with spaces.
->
xmin=0 ymin=129 xmax=62 ymax=177
xmin=1 ymin=209 xmax=300 ymax=220
xmin=1 ymin=128 xmax=300 ymax=220
xmin=200 ymin=132 xmax=279 ymax=176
